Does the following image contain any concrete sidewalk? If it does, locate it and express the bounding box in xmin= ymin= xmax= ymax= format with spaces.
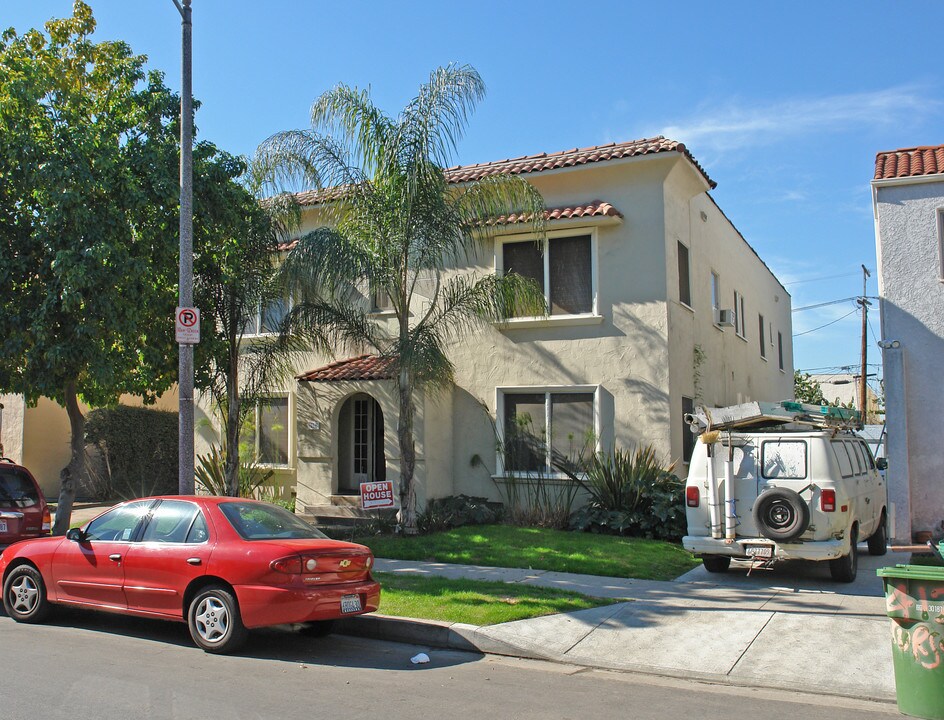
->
xmin=62 ymin=503 xmax=903 ymax=701
xmin=341 ymin=550 xmax=908 ymax=703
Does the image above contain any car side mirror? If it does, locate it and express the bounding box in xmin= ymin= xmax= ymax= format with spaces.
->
xmin=876 ymin=458 xmax=888 ymax=471
xmin=66 ymin=527 xmax=87 ymax=542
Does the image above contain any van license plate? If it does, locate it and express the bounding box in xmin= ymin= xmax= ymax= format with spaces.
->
xmin=340 ymin=594 xmax=362 ymax=614
xmin=745 ymin=545 xmax=773 ymax=558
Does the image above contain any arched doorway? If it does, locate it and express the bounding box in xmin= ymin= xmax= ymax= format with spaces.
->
xmin=337 ymin=394 xmax=386 ymax=495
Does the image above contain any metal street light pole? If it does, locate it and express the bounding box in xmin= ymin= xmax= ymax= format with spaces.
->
xmin=173 ymin=0 xmax=195 ymax=494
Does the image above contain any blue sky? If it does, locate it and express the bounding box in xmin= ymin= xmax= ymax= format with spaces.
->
xmin=7 ymin=1 xmax=944 ymax=395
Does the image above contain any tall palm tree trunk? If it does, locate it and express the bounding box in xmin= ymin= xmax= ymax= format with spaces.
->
xmin=397 ymin=368 xmax=418 ymax=534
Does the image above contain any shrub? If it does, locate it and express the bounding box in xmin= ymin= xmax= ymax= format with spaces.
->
xmin=418 ymin=494 xmax=504 ymax=533
xmin=194 ymin=442 xmax=274 ymax=498
xmin=84 ymin=406 xmax=178 ymax=500
xmin=565 ymin=445 xmax=686 ymax=540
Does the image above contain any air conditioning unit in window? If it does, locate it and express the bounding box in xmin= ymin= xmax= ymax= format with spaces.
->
xmin=716 ymin=308 xmax=736 ymax=327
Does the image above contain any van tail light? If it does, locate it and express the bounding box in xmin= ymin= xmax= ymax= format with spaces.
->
xmin=821 ymin=489 xmax=836 ymax=513
xmin=686 ymin=486 xmax=700 ymax=507
xmin=42 ymin=507 xmax=51 ymax=533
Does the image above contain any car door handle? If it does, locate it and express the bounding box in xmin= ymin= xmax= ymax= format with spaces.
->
xmin=186 ymin=557 xmax=202 ymax=566
xmin=109 ymin=554 xmax=121 ymax=562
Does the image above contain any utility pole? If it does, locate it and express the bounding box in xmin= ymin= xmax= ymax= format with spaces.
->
xmin=858 ymin=264 xmax=871 ymax=425
xmin=173 ymin=0 xmax=195 ymax=494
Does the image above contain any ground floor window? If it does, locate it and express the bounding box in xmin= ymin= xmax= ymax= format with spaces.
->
xmin=242 ymin=397 xmax=290 ymax=466
xmin=499 ymin=388 xmax=597 ymax=473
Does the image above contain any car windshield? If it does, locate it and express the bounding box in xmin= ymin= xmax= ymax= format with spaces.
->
xmin=218 ymin=501 xmax=328 ymax=541
xmin=0 ymin=469 xmax=39 ymax=508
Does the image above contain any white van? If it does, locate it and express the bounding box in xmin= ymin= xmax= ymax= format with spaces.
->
xmin=682 ymin=402 xmax=888 ymax=582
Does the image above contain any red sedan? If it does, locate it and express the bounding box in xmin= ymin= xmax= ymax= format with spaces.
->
xmin=0 ymin=496 xmax=380 ymax=653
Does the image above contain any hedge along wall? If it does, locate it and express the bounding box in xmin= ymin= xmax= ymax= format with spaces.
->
xmin=85 ymin=406 xmax=179 ymax=500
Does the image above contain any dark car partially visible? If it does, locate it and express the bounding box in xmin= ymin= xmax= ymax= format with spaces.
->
xmin=0 ymin=459 xmax=51 ymax=550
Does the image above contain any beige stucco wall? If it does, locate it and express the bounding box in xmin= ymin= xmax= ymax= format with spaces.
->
xmin=13 ymin=389 xmax=180 ymax=497
xmin=1 ymin=394 xmax=26 ymax=464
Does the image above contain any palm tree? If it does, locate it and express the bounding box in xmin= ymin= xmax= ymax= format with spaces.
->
xmin=256 ymin=64 xmax=546 ymax=533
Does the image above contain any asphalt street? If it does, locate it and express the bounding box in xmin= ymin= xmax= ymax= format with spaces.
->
xmin=0 ymin=609 xmax=900 ymax=720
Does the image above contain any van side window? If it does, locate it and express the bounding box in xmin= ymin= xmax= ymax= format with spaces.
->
xmin=861 ymin=442 xmax=877 ymax=470
xmin=761 ymin=440 xmax=807 ymax=480
xmin=845 ymin=441 xmax=863 ymax=475
xmin=832 ymin=441 xmax=854 ymax=478
xmin=852 ymin=442 xmax=869 ymax=475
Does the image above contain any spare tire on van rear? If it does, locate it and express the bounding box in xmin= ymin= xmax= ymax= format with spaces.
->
xmin=752 ymin=487 xmax=810 ymax=542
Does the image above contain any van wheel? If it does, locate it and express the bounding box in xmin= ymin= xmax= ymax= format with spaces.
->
xmin=830 ymin=525 xmax=858 ymax=583
xmin=702 ymin=555 xmax=731 ymax=573
xmin=752 ymin=487 xmax=810 ymax=542
xmin=867 ymin=511 xmax=888 ymax=556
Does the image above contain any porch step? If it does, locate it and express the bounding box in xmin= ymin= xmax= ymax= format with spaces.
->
xmin=300 ymin=500 xmax=397 ymax=540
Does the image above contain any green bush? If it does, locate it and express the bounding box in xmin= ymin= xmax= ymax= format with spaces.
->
xmin=418 ymin=494 xmax=504 ymax=533
xmin=194 ymin=442 xmax=274 ymax=498
xmin=566 ymin=445 xmax=686 ymax=540
xmin=85 ymin=406 xmax=179 ymax=500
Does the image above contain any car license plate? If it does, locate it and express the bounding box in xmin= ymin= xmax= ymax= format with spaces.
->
xmin=340 ymin=594 xmax=362 ymax=614
xmin=0 ymin=520 xmax=6 ymax=533
xmin=745 ymin=545 xmax=773 ymax=558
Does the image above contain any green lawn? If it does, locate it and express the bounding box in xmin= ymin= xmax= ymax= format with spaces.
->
xmin=374 ymin=572 xmax=616 ymax=625
xmin=360 ymin=524 xmax=698 ymax=581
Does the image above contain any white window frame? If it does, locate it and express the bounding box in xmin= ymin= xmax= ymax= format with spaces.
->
xmin=247 ymin=394 xmax=293 ymax=468
xmin=710 ymin=271 xmax=720 ymax=319
xmin=494 ymin=229 xmax=602 ymax=328
xmin=243 ymin=294 xmax=293 ymax=338
xmin=758 ymin=313 xmax=767 ymax=359
xmin=938 ymin=208 xmax=944 ymax=281
xmin=495 ymin=385 xmax=601 ymax=477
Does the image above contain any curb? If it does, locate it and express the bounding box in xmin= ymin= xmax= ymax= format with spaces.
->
xmin=335 ymin=614 xmax=899 ymax=705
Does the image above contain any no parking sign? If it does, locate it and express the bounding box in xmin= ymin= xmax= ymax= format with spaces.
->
xmin=175 ymin=306 xmax=200 ymax=344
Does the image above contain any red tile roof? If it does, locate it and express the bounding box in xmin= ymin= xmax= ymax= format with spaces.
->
xmin=293 ymin=136 xmax=713 ymax=208
xmin=296 ymin=354 xmax=396 ymax=382
xmin=446 ymin=136 xmax=713 ymax=187
xmin=489 ymin=200 xmax=622 ymax=226
xmin=874 ymin=145 xmax=944 ymax=180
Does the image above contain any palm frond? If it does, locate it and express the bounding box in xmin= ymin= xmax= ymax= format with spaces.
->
xmin=310 ymin=83 xmax=397 ymax=177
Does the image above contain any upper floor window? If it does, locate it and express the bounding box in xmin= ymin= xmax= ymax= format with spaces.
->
xmin=500 ymin=233 xmax=594 ymax=317
xmin=938 ymin=208 xmax=944 ymax=280
xmin=243 ymin=296 xmax=290 ymax=336
xmin=733 ymin=291 xmax=746 ymax=337
xmin=677 ymin=241 xmax=692 ymax=307
xmin=372 ymin=287 xmax=393 ymax=313
xmin=778 ymin=331 xmax=785 ymax=371
xmin=710 ymin=271 xmax=720 ymax=317
xmin=758 ymin=314 xmax=767 ymax=358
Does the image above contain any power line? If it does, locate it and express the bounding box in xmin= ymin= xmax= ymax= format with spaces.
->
xmin=793 ymin=308 xmax=859 ymax=337
xmin=792 ymin=295 xmax=880 ymax=312
xmin=784 ymin=270 xmax=863 ymax=286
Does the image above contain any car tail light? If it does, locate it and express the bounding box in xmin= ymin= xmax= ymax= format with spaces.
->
xmin=270 ymin=556 xmax=303 ymax=574
xmin=42 ymin=507 xmax=51 ymax=533
xmin=821 ymin=489 xmax=836 ymax=513
xmin=686 ymin=486 xmax=700 ymax=507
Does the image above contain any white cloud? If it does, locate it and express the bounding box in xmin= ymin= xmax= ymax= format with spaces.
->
xmin=655 ymin=85 xmax=938 ymax=155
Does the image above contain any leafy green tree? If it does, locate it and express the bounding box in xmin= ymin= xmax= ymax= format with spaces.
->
xmin=794 ymin=371 xmax=826 ymax=405
xmin=257 ymin=65 xmax=546 ymax=533
xmin=0 ymin=3 xmax=184 ymax=531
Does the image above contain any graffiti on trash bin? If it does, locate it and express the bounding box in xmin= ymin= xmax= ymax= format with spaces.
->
xmin=886 ymin=581 xmax=944 ymax=621
xmin=893 ymin=622 xmax=944 ymax=670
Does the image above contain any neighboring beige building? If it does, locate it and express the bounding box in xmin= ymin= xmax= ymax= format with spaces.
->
xmin=810 ymin=373 xmax=881 ymax=419
xmin=195 ymin=137 xmax=794 ymax=516
xmin=1 ymin=391 xmax=179 ymax=497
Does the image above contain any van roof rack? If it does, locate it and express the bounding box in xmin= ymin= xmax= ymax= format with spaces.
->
xmin=685 ymin=401 xmax=861 ymax=435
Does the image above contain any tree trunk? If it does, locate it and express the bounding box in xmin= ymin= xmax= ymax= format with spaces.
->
xmin=51 ymin=380 xmax=85 ymax=535
xmin=225 ymin=351 xmax=241 ymax=497
xmin=397 ymin=369 xmax=418 ymax=535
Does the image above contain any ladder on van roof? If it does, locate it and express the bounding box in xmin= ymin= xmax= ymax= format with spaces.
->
xmin=685 ymin=400 xmax=861 ymax=435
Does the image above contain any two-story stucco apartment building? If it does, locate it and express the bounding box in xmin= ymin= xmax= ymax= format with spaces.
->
xmin=193 ymin=137 xmax=794 ymax=516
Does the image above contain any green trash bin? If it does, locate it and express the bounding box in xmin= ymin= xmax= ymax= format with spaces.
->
xmin=878 ymin=563 xmax=944 ymax=719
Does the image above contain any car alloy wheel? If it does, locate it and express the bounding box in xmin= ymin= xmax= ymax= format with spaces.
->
xmin=187 ymin=585 xmax=247 ymax=654
xmin=3 ymin=565 xmax=51 ymax=623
